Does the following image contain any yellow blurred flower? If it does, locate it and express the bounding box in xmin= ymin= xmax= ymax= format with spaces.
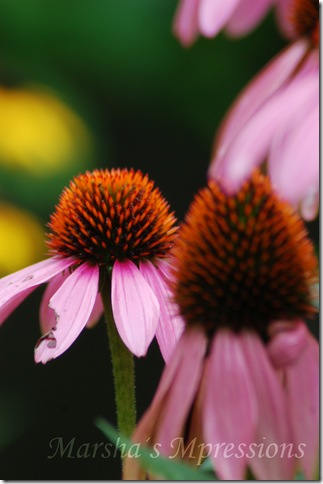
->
xmin=0 ymin=203 xmax=45 ymax=276
xmin=0 ymin=86 xmax=92 ymax=174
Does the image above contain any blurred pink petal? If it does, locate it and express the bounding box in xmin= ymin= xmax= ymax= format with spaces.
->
xmin=203 ymin=330 xmax=257 ymax=479
xmin=139 ymin=260 xmax=184 ymax=362
xmin=155 ymin=327 xmax=207 ymax=453
xmin=211 ymin=39 xmax=308 ymax=171
xmin=198 ymin=0 xmax=240 ymax=38
xmin=241 ymin=332 xmax=294 ymax=480
xmin=0 ymin=257 xmax=74 ymax=326
xmin=214 ymin=74 xmax=317 ymax=194
xmin=173 ymin=0 xmax=200 ymax=47
xmin=268 ymin=321 xmax=319 ymax=477
xmin=275 ymin=0 xmax=295 ymax=39
xmin=269 ymin=106 xmax=319 ymax=211
xmin=225 ymin=0 xmax=274 ymax=37
xmin=286 ymin=332 xmax=319 ymax=478
xmin=34 ymin=263 xmax=99 ymax=363
xmin=111 ymin=259 xmax=159 ymax=357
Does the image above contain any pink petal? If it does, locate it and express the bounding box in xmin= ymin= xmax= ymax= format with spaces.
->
xmin=267 ymin=320 xmax=309 ymax=368
xmin=39 ymin=271 xmax=69 ymax=334
xmin=213 ymin=75 xmax=317 ymax=194
xmin=269 ymin=105 xmax=319 ymax=210
xmin=86 ymin=293 xmax=103 ymax=328
xmin=225 ymin=0 xmax=274 ymax=37
xmin=286 ymin=332 xmax=319 ymax=479
xmin=198 ymin=0 xmax=240 ymax=38
xmin=139 ymin=260 xmax=184 ymax=363
xmin=240 ymin=332 xmax=294 ymax=480
xmin=0 ymin=257 xmax=75 ymax=326
xmin=209 ymin=39 xmax=308 ymax=179
xmin=172 ymin=0 xmax=200 ymax=47
xmin=34 ymin=263 xmax=99 ymax=363
xmin=275 ymin=0 xmax=295 ymax=39
xmin=203 ymin=330 xmax=257 ymax=480
xmin=40 ymin=271 xmax=103 ymax=333
xmin=123 ymin=327 xmax=207 ymax=480
xmin=299 ymin=185 xmax=319 ymax=221
xmin=155 ymin=326 xmax=207 ymax=454
xmin=111 ymin=259 xmax=159 ymax=357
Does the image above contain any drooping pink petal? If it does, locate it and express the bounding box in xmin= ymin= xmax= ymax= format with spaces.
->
xmin=269 ymin=105 xmax=319 ymax=213
xmin=39 ymin=271 xmax=69 ymax=334
xmin=34 ymin=263 xmax=99 ymax=363
xmin=225 ymin=0 xmax=274 ymax=37
xmin=40 ymin=271 xmax=103 ymax=333
xmin=198 ymin=0 xmax=240 ymax=38
xmin=240 ymin=332 xmax=294 ymax=480
xmin=213 ymin=74 xmax=317 ymax=194
xmin=155 ymin=326 xmax=207 ymax=454
xmin=111 ymin=259 xmax=159 ymax=357
xmin=86 ymin=293 xmax=103 ymax=328
xmin=285 ymin=331 xmax=319 ymax=479
xmin=203 ymin=329 xmax=257 ymax=480
xmin=0 ymin=257 xmax=75 ymax=326
xmin=299 ymin=185 xmax=319 ymax=221
xmin=172 ymin=0 xmax=200 ymax=47
xmin=139 ymin=260 xmax=184 ymax=363
xmin=123 ymin=326 xmax=207 ymax=480
xmin=209 ymin=39 xmax=308 ymax=179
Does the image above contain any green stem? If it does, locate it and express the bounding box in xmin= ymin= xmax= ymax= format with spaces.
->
xmin=101 ymin=278 xmax=136 ymax=438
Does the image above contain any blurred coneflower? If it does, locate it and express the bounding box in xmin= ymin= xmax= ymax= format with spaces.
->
xmin=0 ymin=168 xmax=183 ymax=364
xmin=209 ymin=0 xmax=319 ymax=220
xmin=124 ymin=170 xmax=318 ymax=480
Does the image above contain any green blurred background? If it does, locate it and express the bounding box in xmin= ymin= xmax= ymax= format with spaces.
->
xmin=0 ymin=0 xmax=316 ymax=479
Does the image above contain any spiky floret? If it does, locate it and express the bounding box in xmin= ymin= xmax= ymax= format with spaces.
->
xmin=172 ymin=171 xmax=318 ymax=337
xmin=291 ymin=0 xmax=319 ymax=46
xmin=47 ymin=168 xmax=178 ymax=266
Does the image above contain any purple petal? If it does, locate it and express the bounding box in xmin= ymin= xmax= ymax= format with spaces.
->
xmin=172 ymin=0 xmax=200 ymax=47
xmin=198 ymin=0 xmax=240 ymax=37
xmin=267 ymin=320 xmax=309 ymax=368
xmin=34 ymin=263 xmax=99 ymax=363
xmin=203 ymin=330 xmax=257 ymax=479
xmin=0 ymin=257 xmax=74 ymax=326
xmin=240 ymin=332 xmax=294 ymax=480
xmin=139 ymin=260 xmax=184 ymax=363
xmin=111 ymin=259 xmax=159 ymax=357
xmin=275 ymin=0 xmax=295 ymax=39
xmin=225 ymin=0 xmax=273 ymax=37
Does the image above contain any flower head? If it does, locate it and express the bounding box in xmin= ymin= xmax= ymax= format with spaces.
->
xmin=125 ymin=171 xmax=318 ymax=480
xmin=0 ymin=168 xmax=184 ymax=363
xmin=209 ymin=0 xmax=319 ymax=220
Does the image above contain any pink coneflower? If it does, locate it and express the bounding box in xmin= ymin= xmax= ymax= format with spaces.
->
xmin=173 ymin=0 xmax=290 ymax=47
xmin=124 ymin=171 xmax=318 ymax=480
xmin=209 ymin=0 xmax=319 ymax=220
xmin=0 ymin=168 xmax=183 ymax=363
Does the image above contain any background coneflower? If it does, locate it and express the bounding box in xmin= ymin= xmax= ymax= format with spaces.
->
xmin=125 ymin=170 xmax=318 ymax=480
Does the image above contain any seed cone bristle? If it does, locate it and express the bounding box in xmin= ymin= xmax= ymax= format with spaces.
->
xmin=172 ymin=171 xmax=318 ymax=336
xmin=47 ymin=168 xmax=178 ymax=266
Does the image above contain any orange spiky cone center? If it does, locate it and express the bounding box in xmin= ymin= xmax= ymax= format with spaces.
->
xmin=47 ymin=168 xmax=178 ymax=267
xmin=172 ymin=171 xmax=318 ymax=337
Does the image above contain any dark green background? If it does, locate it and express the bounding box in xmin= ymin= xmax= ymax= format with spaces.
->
xmin=0 ymin=1 xmax=317 ymax=480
